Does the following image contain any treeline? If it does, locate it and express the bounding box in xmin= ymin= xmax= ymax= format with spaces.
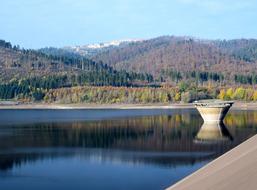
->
xmin=44 ymin=86 xmax=177 ymax=104
xmin=1 ymin=80 xmax=256 ymax=103
xmin=39 ymin=47 xmax=82 ymax=59
xmin=162 ymin=69 xmax=224 ymax=84
xmin=0 ymin=40 xmax=12 ymax=49
xmin=234 ymin=74 xmax=257 ymax=85
xmin=162 ymin=69 xmax=257 ymax=85
xmin=44 ymin=86 xmax=257 ymax=104
xmin=218 ymin=87 xmax=257 ymax=101
xmin=0 ymin=71 xmax=154 ymax=100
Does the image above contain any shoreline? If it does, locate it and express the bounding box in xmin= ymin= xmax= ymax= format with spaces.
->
xmin=0 ymin=102 xmax=256 ymax=110
xmin=0 ymin=103 xmax=193 ymax=110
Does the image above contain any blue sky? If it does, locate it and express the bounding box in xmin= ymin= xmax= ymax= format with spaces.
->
xmin=0 ymin=0 xmax=257 ymax=48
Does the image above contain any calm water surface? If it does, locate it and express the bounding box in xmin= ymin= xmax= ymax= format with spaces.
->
xmin=0 ymin=109 xmax=256 ymax=190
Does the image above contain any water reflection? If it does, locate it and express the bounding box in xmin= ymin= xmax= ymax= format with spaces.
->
xmin=194 ymin=122 xmax=233 ymax=144
xmin=0 ymin=109 xmax=256 ymax=190
xmin=0 ymin=110 xmax=256 ymax=170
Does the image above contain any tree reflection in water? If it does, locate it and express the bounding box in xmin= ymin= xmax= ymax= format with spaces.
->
xmin=0 ymin=110 xmax=256 ymax=172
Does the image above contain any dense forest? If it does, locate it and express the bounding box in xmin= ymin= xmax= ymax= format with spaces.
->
xmin=215 ymin=39 xmax=257 ymax=62
xmin=161 ymin=69 xmax=257 ymax=85
xmin=0 ymin=40 xmax=152 ymax=83
xmin=44 ymin=86 xmax=257 ymax=104
xmin=0 ymin=40 xmax=154 ymax=100
xmin=84 ymin=36 xmax=257 ymax=81
xmin=0 ymin=37 xmax=257 ymax=103
xmin=41 ymin=37 xmax=257 ymax=85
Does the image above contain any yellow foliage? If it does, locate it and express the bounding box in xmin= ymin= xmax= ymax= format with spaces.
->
xmin=253 ymin=91 xmax=257 ymax=101
xmin=226 ymin=88 xmax=233 ymax=100
xmin=218 ymin=89 xmax=225 ymax=100
xmin=233 ymin=87 xmax=245 ymax=100
xmin=174 ymin=92 xmax=181 ymax=101
xmin=43 ymin=86 xmax=257 ymax=104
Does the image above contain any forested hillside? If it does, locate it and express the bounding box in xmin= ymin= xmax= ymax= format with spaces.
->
xmin=0 ymin=37 xmax=257 ymax=103
xmin=0 ymin=40 xmax=153 ymax=100
xmin=215 ymin=39 xmax=257 ymax=62
xmin=40 ymin=36 xmax=257 ymax=86
xmin=88 ymin=36 xmax=257 ymax=82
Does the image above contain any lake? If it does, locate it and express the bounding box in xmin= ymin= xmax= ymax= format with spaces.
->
xmin=0 ymin=109 xmax=256 ymax=190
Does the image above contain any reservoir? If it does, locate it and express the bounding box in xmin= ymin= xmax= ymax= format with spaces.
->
xmin=0 ymin=109 xmax=256 ymax=190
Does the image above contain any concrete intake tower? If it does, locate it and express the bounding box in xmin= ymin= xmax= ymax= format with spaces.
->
xmin=193 ymin=100 xmax=234 ymax=143
xmin=194 ymin=99 xmax=234 ymax=123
